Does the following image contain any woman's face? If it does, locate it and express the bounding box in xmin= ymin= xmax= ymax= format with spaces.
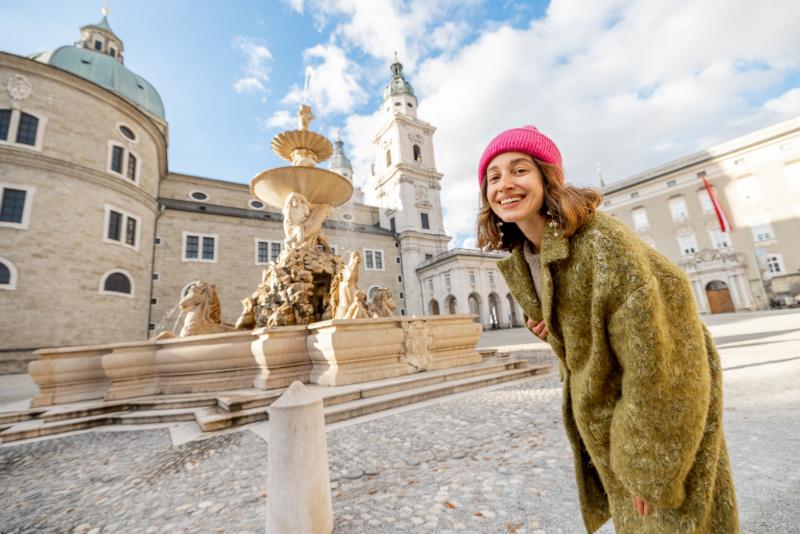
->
xmin=485 ymin=152 xmax=545 ymax=225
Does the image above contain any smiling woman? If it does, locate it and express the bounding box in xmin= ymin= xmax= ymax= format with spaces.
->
xmin=477 ymin=127 xmax=601 ymax=252
xmin=476 ymin=126 xmax=740 ymax=533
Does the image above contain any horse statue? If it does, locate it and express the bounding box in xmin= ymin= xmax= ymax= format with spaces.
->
xmin=369 ymin=287 xmax=397 ymax=318
xmin=154 ymin=281 xmax=228 ymax=338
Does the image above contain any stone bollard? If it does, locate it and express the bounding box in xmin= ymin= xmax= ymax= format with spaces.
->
xmin=266 ymin=381 xmax=333 ymax=534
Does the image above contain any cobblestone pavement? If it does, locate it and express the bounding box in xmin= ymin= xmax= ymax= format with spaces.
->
xmin=2 ymin=311 xmax=799 ymax=533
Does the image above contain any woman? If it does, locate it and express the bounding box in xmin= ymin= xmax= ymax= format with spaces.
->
xmin=477 ymin=126 xmax=738 ymax=533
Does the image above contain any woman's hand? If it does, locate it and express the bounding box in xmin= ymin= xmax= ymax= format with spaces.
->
xmin=527 ymin=319 xmax=549 ymax=340
xmin=632 ymin=496 xmax=652 ymax=516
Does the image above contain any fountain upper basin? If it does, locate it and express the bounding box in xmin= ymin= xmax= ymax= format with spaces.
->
xmin=250 ymin=166 xmax=353 ymax=208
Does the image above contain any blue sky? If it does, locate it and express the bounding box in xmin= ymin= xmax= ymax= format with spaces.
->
xmin=3 ymin=0 xmax=800 ymax=248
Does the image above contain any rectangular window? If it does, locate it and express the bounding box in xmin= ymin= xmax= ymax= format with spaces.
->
xmin=110 ymin=48 xmax=116 ymax=57
xmin=257 ymin=241 xmax=270 ymax=263
xmin=752 ymin=224 xmax=774 ymax=242
xmin=631 ymin=207 xmax=649 ymax=232
xmin=94 ymin=40 xmax=102 ymax=50
xmin=488 ymin=271 xmax=496 ymax=286
xmin=709 ymin=228 xmax=731 ymax=249
xmin=16 ymin=113 xmax=38 ymax=146
xmin=0 ymin=110 xmax=10 ymax=141
xmin=425 ymin=253 xmax=433 ymax=260
xmin=0 ymin=188 xmax=27 ymax=223
xmin=111 ymin=145 xmax=124 ymax=173
xmin=469 ymin=270 xmax=476 ymax=284
xmin=668 ymin=196 xmax=688 ymax=221
xmin=427 ymin=278 xmax=433 ymax=292
xmin=445 ymin=272 xmax=451 ymax=291
xmin=104 ymin=206 xmax=139 ymax=248
xmin=697 ymin=189 xmax=715 ymax=213
xmin=420 ymin=212 xmax=430 ymax=230
xmin=127 ymin=153 xmax=137 ymax=180
xmin=256 ymin=240 xmax=282 ymax=264
xmin=678 ymin=233 xmax=698 ymax=256
xmin=185 ymin=235 xmax=199 ymax=259
xmin=202 ymin=237 xmax=215 ymax=260
xmin=766 ymin=254 xmax=784 ymax=274
xmin=396 ymin=256 xmax=400 ymax=263
xmin=364 ymin=249 xmax=383 ymax=270
xmin=390 ymin=217 xmax=396 ymax=232
xmin=125 ymin=217 xmax=137 ymax=246
xmin=107 ymin=210 xmax=122 ymax=240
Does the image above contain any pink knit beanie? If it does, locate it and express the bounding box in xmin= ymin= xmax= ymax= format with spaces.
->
xmin=478 ymin=125 xmax=563 ymax=186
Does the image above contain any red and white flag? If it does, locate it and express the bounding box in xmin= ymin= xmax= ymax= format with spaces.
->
xmin=699 ymin=171 xmax=732 ymax=233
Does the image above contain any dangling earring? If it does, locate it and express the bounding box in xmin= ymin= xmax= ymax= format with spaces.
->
xmin=497 ymin=220 xmax=504 ymax=239
xmin=547 ymin=210 xmax=560 ymax=237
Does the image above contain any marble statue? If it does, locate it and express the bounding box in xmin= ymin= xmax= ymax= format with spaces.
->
xmin=344 ymin=289 xmax=370 ymax=319
xmin=155 ymin=280 xmax=228 ymax=338
xmin=282 ymin=192 xmax=332 ymax=251
xmin=369 ymin=287 xmax=398 ymax=318
xmin=333 ymin=251 xmax=361 ymax=319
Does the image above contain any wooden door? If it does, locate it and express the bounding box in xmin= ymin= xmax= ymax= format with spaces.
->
xmin=707 ymin=287 xmax=735 ymax=314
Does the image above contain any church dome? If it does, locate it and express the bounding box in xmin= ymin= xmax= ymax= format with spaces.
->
xmin=30 ymin=45 xmax=165 ymax=120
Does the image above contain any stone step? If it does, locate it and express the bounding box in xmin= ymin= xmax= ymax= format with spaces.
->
xmin=217 ymin=358 xmax=526 ymax=413
xmin=196 ymin=363 xmax=548 ymax=432
xmin=0 ymin=360 xmax=551 ymax=444
xmin=324 ymin=365 xmax=547 ymax=424
xmin=0 ymin=408 xmax=203 ymax=443
xmin=39 ymin=397 xmax=219 ymax=423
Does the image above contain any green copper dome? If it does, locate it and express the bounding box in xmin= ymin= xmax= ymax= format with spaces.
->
xmin=30 ymin=46 xmax=165 ymax=120
xmin=382 ymin=60 xmax=415 ymax=101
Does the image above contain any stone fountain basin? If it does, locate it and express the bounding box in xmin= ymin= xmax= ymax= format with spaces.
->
xmin=26 ymin=315 xmax=483 ymax=407
xmin=250 ymin=166 xmax=353 ymax=208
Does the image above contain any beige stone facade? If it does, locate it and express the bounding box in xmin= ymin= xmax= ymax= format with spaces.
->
xmin=602 ymin=117 xmax=800 ymax=312
xmin=0 ymin=51 xmax=166 ymax=369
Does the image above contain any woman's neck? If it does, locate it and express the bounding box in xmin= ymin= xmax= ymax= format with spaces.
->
xmin=516 ymin=213 xmax=547 ymax=252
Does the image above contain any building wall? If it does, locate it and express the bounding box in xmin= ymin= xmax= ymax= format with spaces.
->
xmin=0 ymin=55 xmax=165 ymax=358
xmin=603 ymin=117 xmax=800 ymax=311
xmin=418 ymin=251 xmax=523 ymax=329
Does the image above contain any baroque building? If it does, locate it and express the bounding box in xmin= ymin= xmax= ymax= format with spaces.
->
xmin=601 ymin=117 xmax=800 ymax=312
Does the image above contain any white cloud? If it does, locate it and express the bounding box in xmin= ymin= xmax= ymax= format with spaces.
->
xmin=232 ymin=36 xmax=273 ymax=96
xmin=408 ymin=0 xmax=800 ymax=246
xmin=284 ymin=0 xmax=305 ymax=15
xmin=282 ymin=43 xmax=368 ymax=116
xmin=259 ymin=110 xmax=296 ymax=131
xmin=278 ymin=0 xmax=800 ymax=248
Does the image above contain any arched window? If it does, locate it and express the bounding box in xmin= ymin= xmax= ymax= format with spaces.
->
xmin=0 ymin=257 xmax=17 ymax=289
xmin=100 ymin=270 xmax=133 ymax=297
xmin=385 ymin=149 xmax=392 ymax=167
xmin=413 ymin=144 xmax=421 ymax=162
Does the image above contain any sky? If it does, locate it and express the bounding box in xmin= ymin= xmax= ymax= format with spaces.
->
xmin=3 ymin=0 xmax=800 ymax=249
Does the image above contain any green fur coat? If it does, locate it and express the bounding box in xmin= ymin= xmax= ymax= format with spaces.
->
xmin=496 ymin=212 xmax=739 ymax=533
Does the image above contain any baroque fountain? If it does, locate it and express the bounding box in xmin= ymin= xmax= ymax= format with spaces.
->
xmin=18 ymin=105 xmax=485 ymax=412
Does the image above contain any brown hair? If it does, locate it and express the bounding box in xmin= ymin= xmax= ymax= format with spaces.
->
xmin=476 ymin=158 xmax=603 ymax=252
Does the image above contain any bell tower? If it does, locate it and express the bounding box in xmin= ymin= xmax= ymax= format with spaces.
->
xmin=372 ymin=57 xmax=450 ymax=315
